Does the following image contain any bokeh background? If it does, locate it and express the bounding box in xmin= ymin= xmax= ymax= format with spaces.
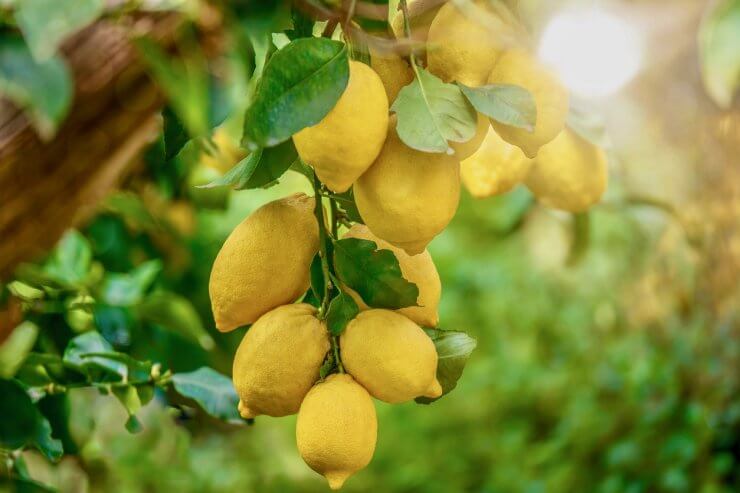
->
xmin=4 ymin=0 xmax=740 ymax=492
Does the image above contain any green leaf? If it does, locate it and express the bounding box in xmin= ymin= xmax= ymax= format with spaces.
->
xmin=391 ymin=67 xmax=477 ymax=153
xmin=325 ymin=291 xmax=359 ymax=336
xmin=309 ymin=253 xmax=325 ymax=302
xmin=0 ymin=379 xmax=63 ymax=460
xmin=171 ymin=367 xmax=242 ymax=423
xmin=15 ymin=0 xmax=105 ymax=61
xmin=0 ymin=477 xmax=56 ymax=493
xmin=198 ymin=139 xmax=297 ymax=190
xmin=100 ymin=260 xmax=162 ymax=306
xmin=125 ymin=415 xmax=143 ymax=434
xmin=112 ymin=385 xmax=143 ymax=417
xmin=459 ymin=83 xmax=536 ymax=131
xmin=163 ymin=106 xmax=190 ymax=160
xmin=242 ymin=37 xmax=349 ymax=149
xmin=699 ymin=0 xmax=740 ymax=108
xmin=139 ymin=293 xmax=215 ymax=350
xmin=416 ymin=328 xmax=477 ymax=404
xmin=333 ymin=238 xmax=419 ymax=309
xmin=0 ymin=321 xmax=39 ymax=378
xmin=318 ymin=352 xmax=335 ymax=380
xmin=63 ymin=332 xmax=126 ymax=381
xmin=0 ymin=35 xmax=72 ymax=139
xmin=43 ymin=230 xmax=92 ymax=286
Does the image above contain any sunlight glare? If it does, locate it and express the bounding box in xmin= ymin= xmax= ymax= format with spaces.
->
xmin=538 ymin=9 xmax=643 ymax=99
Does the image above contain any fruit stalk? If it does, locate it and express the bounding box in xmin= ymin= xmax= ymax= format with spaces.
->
xmin=310 ymin=168 xmax=345 ymax=374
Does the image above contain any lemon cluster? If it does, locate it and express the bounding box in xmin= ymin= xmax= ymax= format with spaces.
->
xmin=209 ymin=196 xmax=443 ymax=489
xmin=387 ymin=0 xmax=609 ymax=212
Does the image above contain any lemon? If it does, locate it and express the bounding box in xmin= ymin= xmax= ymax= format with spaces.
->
xmin=209 ymin=194 xmax=318 ymax=332
xmin=426 ymin=0 xmax=516 ymax=86
xmin=451 ymin=112 xmax=489 ymax=160
xmin=343 ymin=224 xmax=441 ymax=327
xmin=340 ymin=309 xmax=442 ymax=403
xmin=461 ymin=126 xmax=534 ymax=198
xmin=293 ymin=61 xmax=389 ymax=193
xmin=487 ymin=50 xmax=569 ymax=158
xmin=201 ymin=127 xmax=247 ymax=174
xmin=525 ymin=128 xmax=608 ymax=212
xmin=354 ymin=119 xmax=460 ymax=255
xmin=232 ymin=304 xmax=330 ymax=418
xmin=369 ymin=47 xmax=414 ymax=104
xmin=296 ymin=373 xmax=377 ymax=490
xmin=390 ymin=0 xmax=442 ymax=44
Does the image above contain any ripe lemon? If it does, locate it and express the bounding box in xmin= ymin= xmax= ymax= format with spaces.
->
xmin=369 ymin=47 xmax=414 ymax=104
xmin=451 ymin=112 xmax=489 ymax=160
xmin=296 ymin=373 xmax=377 ymax=490
xmin=340 ymin=309 xmax=442 ymax=403
xmin=343 ymin=224 xmax=441 ymax=327
xmin=426 ymin=0 xmax=517 ymax=86
xmin=525 ymin=128 xmax=608 ymax=212
xmin=201 ymin=127 xmax=247 ymax=174
xmin=293 ymin=61 xmax=389 ymax=193
xmin=390 ymin=0 xmax=442 ymax=44
xmin=354 ymin=119 xmax=460 ymax=255
xmin=461 ymin=127 xmax=533 ymax=198
xmin=487 ymin=50 xmax=569 ymax=158
xmin=209 ymin=194 xmax=318 ymax=332
xmin=232 ymin=304 xmax=330 ymax=418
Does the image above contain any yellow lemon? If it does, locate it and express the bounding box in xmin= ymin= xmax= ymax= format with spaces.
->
xmin=233 ymin=304 xmax=330 ymax=418
xmin=340 ymin=309 xmax=442 ymax=403
xmin=293 ymin=61 xmax=389 ymax=193
xmin=296 ymin=373 xmax=377 ymax=490
xmin=369 ymin=47 xmax=414 ymax=104
xmin=426 ymin=0 xmax=517 ymax=86
xmin=525 ymin=128 xmax=608 ymax=212
xmin=343 ymin=224 xmax=441 ymax=327
xmin=209 ymin=194 xmax=318 ymax=332
xmin=451 ymin=112 xmax=490 ymax=160
xmin=487 ymin=50 xmax=569 ymax=158
xmin=461 ymin=127 xmax=534 ymax=198
xmin=354 ymin=119 xmax=460 ymax=255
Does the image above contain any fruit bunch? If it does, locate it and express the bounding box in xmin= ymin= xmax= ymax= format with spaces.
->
xmin=207 ymin=0 xmax=610 ymax=488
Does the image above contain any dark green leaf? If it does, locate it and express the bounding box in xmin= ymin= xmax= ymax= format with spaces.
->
xmin=0 ymin=477 xmax=57 ymax=493
xmin=310 ymin=253 xmax=325 ymax=302
xmin=172 ymin=367 xmax=242 ymax=423
xmin=333 ymin=238 xmax=419 ymax=309
xmin=0 ymin=379 xmax=63 ymax=460
xmin=15 ymin=0 xmax=104 ymax=60
xmin=242 ymin=38 xmax=349 ymax=149
xmin=198 ymin=140 xmax=297 ymax=190
xmin=459 ymin=83 xmax=536 ymax=131
xmin=285 ymin=6 xmax=315 ymax=40
xmin=318 ymin=352 xmax=335 ymax=380
xmin=112 ymin=385 xmax=142 ymax=417
xmin=391 ymin=67 xmax=477 ymax=153
xmin=416 ymin=329 xmax=477 ymax=404
xmin=163 ymin=106 xmax=189 ymax=160
xmin=125 ymin=415 xmax=143 ymax=434
xmin=325 ymin=291 xmax=359 ymax=336
xmin=0 ymin=35 xmax=72 ymax=139
xmin=139 ymin=293 xmax=215 ymax=350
